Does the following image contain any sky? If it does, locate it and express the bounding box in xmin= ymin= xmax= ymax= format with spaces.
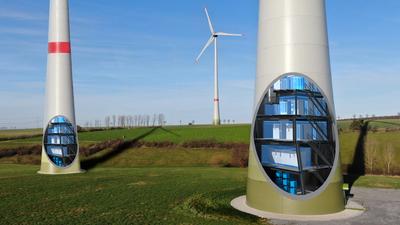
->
xmin=0 ymin=0 xmax=399 ymax=128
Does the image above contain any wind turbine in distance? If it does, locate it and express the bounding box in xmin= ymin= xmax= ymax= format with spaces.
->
xmin=196 ymin=8 xmax=242 ymax=126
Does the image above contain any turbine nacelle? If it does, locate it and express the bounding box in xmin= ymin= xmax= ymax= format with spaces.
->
xmin=195 ymin=8 xmax=242 ymax=63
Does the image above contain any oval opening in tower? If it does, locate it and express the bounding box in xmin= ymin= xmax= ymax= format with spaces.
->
xmin=253 ymin=74 xmax=336 ymax=196
xmin=44 ymin=116 xmax=77 ymax=168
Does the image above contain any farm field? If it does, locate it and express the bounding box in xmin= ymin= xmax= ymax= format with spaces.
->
xmin=1 ymin=121 xmax=400 ymax=225
xmin=1 ymin=164 xmax=399 ymax=225
xmin=0 ymin=164 xmax=265 ymax=225
xmin=0 ymin=128 xmax=41 ymax=140
xmin=0 ymin=125 xmax=251 ymax=149
xmin=1 ymin=120 xmax=399 ymax=174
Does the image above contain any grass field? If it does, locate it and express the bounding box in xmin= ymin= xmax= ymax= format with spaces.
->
xmin=2 ymin=118 xmax=399 ymax=144
xmin=0 ymin=164 xmax=266 ymax=225
xmin=1 ymin=120 xmax=399 ymax=173
xmin=1 ymin=120 xmax=400 ymax=224
xmin=0 ymin=125 xmax=251 ymax=149
xmin=0 ymin=128 xmax=41 ymax=138
xmin=0 ymin=164 xmax=399 ymax=225
xmin=351 ymin=175 xmax=400 ymax=189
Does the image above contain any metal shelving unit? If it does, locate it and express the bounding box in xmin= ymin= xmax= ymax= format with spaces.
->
xmin=44 ymin=116 xmax=77 ymax=167
xmin=254 ymin=79 xmax=335 ymax=195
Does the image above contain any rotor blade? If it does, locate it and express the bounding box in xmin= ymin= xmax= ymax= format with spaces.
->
xmin=196 ymin=36 xmax=215 ymax=63
xmin=204 ymin=8 xmax=215 ymax=34
xmin=215 ymin=32 xmax=243 ymax=37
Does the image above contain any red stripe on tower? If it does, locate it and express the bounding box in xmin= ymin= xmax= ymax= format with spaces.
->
xmin=214 ymin=98 xmax=219 ymax=102
xmin=48 ymin=42 xmax=71 ymax=53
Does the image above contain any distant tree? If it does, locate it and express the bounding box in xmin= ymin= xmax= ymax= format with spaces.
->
xmin=129 ymin=115 xmax=133 ymax=128
xmin=349 ymin=119 xmax=364 ymax=131
xmin=365 ymin=139 xmax=378 ymax=174
xmin=105 ymin=116 xmax=110 ymax=128
xmin=158 ymin=114 xmax=165 ymax=126
xmin=134 ymin=115 xmax=138 ymax=127
xmin=383 ymin=144 xmax=395 ymax=175
xmin=146 ymin=115 xmax=150 ymax=127
xmin=77 ymin=125 xmax=83 ymax=132
xmin=123 ymin=115 xmax=126 ymax=127
xmin=112 ymin=115 xmax=116 ymax=127
xmin=152 ymin=114 xmax=157 ymax=127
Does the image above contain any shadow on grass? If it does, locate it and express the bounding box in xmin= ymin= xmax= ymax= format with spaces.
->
xmin=81 ymin=127 xmax=159 ymax=170
xmin=176 ymin=188 xmax=262 ymax=223
xmin=159 ymin=127 xmax=181 ymax=137
xmin=345 ymin=120 xmax=369 ymax=194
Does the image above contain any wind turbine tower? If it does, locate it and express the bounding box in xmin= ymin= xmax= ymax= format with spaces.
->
xmin=38 ymin=0 xmax=83 ymax=174
xmin=196 ymin=8 xmax=242 ymax=126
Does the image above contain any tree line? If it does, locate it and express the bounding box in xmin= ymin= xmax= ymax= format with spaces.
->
xmin=83 ymin=114 xmax=166 ymax=128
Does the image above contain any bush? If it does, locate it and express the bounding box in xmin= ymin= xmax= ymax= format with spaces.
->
xmin=80 ymin=140 xmax=123 ymax=157
xmin=181 ymin=139 xmax=220 ymax=148
xmin=141 ymin=141 xmax=175 ymax=148
xmin=0 ymin=145 xmax=41 ymax=158
xmin=209 ymin=155 xmax=230 ymax=167
xmin=349 ymin=119 xmax=365 ymax=131
xmin=229 ymin=147 xmax=249 ymax=168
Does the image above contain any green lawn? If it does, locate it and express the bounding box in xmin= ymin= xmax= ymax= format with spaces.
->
xmin=352 ymin=175 xmax=400 ymax=189
xmin=0 ymin=164 xmax=399 ymax=225
xmin=0 ymin=125 xmax=250 ymax=149
xmin=1 ymin=118 xmax=398 ymax=143
xmin=1 ymin=121 xmax=399 ymax=224
xmin=1 ymin=119 xmax=399 ymax=146
xmin=0 ymin=164 xmax=266 ymax=225
xmin=140 ymin=125 xmax=251 ymax=143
